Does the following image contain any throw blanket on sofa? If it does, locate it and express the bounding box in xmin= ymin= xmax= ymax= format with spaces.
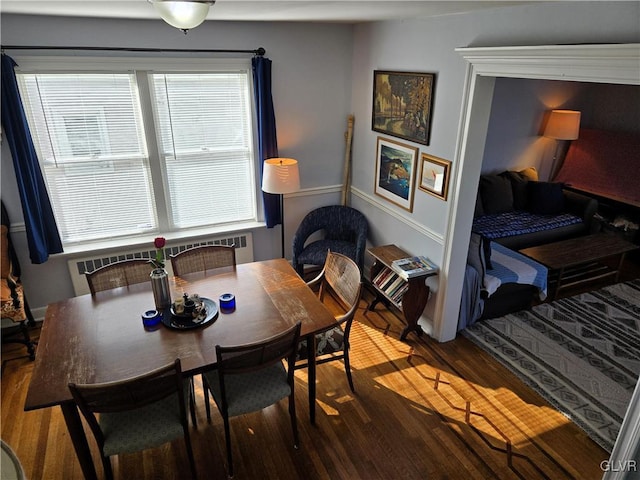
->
xmin=458 ymin=242 xmax=548 ymax=331
xmin=484 ymin=242 xmax=548 ymax=299
xmin=473 ymin=211 xmax=582 ymax=240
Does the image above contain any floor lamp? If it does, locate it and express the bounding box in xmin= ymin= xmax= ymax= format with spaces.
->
xmin=544 ymin=109 xmax=581 ymax=180
xmin=262 ymin=158 xmax=300 ymax=258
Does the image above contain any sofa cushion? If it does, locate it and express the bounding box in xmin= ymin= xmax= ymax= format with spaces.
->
xmin=500 ymin=171 xmax=530 ymax=210
xmin=519 ymin=167 xmax=538 ymax=181
xmin=528 ymin=182 xmax=565 ymax=215
xmin=479 ymin=175 xmax=514 ymax=214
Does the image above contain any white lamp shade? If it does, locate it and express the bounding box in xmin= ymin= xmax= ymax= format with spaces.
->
xmin=262 ymin=158 xmax=300 ymax=194
xmin=544 ymin=110 xmax=581 ymax=140
xmin=150 ymin=1 xmax=213 ymax=30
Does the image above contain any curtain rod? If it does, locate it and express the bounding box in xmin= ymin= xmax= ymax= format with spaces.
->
xmin=1 ymin=45 xmax=266 ymax=56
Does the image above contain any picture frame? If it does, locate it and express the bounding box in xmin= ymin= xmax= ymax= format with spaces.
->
xmin=418 ymin=153 xmax=451 ymax=201
xmin=372 ymin=70 xmax=436 ymax=146
xmin=374 ymin=136 xmax=419 ymax=212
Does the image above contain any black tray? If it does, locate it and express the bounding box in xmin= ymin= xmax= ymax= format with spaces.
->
xmin=162 ymin=297 xmax=218 ymax=330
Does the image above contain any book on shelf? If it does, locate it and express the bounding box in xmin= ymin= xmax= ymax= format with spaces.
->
xmin=390 ymin=255 xmax=438 ymax=280
xmin=373 ymin=267 xmax=394 ymax=287
xmin=384 ymin=276 xmax=405 ymax=296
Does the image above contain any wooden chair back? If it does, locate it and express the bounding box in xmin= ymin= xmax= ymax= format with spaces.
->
xmin=170 ymin=245 xmax=236 ymax=277
xmin=316 ymin=251 xmax=363 ymax=325
xmin=85 ymin=259 xmax=151 ymax=295
xmin=216 ymin=321 xmax=301 ymax=377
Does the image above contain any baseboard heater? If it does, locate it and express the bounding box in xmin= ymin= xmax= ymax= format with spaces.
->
xmin=67 ymin=232 xmax=254 ymax=297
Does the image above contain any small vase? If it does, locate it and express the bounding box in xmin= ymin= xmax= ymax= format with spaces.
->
xmin=150 ymin=268 xmax=171 ymax=310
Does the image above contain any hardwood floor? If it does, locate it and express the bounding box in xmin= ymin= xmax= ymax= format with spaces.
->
xmin=2 ymin=289 xmax=608 ymax=479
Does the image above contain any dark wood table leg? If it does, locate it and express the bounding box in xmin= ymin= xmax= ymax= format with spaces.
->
xmin=61 ymin=401 xmax=98 ymax=480
xmin=306 ymin=333 xmax=317 ymax=425
xmin=615 ymin=252 xmax=628 ymax=283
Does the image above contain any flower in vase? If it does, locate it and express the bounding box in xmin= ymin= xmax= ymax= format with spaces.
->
xmin=151 ymin=237 xmax=166 ymax=269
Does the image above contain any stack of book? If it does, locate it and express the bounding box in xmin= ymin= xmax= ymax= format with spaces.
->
xmin=390 ymin=255 xmax=438 ymax=280
xmin=371 ymin=267 xmax=410 ymax=305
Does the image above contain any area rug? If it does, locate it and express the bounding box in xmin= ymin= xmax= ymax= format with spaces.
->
xmin=463 ymin=279 xmax=640 ymax=452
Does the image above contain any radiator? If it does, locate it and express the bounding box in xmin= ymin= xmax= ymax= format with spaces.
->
xmin=67 ymin=232 xmax=254 ymax=296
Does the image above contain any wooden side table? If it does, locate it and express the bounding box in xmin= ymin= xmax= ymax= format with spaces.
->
xmin=367 ymin=244 xmax=437 ymax=341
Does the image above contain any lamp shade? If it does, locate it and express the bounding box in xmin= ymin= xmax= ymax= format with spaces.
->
xmin=149 ymin=0 xmax=214 ymax=30
xmin=544 ymin=110 xmax=581 ymax=140
xmin=262 ymin=158 xmax=300 ymax=194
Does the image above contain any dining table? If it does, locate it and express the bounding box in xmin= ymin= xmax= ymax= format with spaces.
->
xmin=24 ymin=258 xmax=337 ymax=480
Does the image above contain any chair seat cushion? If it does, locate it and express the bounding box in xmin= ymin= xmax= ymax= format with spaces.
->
xmin=1 ymin=279 xmax=26 ymax=323
xmin=100 ymin=392 xmax=184 ymax=456
xmin=297 ymin=326 xmax=344 ymax=360
xmin=296 ymin=240 xmax=357 ymax=267
xmin=204 ymin=362 xmax=291 ymax=417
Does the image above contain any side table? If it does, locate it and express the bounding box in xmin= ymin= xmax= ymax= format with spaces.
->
xmin=367 ymin=244 xmax=437 ymax=341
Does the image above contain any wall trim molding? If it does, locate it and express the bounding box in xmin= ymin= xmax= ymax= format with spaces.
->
xmin=455 ymin=43 xmax=640 ymax=85
xmin=351 ymin=186 xmax=444 ymax=244
xmin=446 ymin=42 xmax=640 ymax=468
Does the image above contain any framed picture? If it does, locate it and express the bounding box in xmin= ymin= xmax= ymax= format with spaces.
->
xmin=372 ymin=70 xmax=436 ymax=146
xmin=419 ymin=153 xmax=451 ymax=200
xmin=374 ymin=137 xmax=419 ymax=212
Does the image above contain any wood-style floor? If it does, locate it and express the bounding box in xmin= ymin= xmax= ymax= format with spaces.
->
xmin=2 ymin=288 xmax=608 ymax=480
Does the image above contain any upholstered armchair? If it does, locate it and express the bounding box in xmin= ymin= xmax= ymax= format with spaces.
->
xmin=292 ymin=205 xmax=368 ymax=278
xmin=1 ymin=201 xmax=36 ymax=360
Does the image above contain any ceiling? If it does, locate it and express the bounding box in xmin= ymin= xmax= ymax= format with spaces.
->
xmin=1 ymin=1 xmax=532 ymax=23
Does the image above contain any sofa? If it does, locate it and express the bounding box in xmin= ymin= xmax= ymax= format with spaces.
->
xmin=472 ymin=168 xmax=598 ymax=250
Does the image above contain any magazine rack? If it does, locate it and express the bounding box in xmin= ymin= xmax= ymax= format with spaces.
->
xmin=367 ymin=244 xmax=438 ymax=340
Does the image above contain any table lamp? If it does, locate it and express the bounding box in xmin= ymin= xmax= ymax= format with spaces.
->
xmin=261 ymin=158 xmax=300 ymax=258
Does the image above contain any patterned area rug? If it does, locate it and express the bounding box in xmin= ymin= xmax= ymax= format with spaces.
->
xmin=463 ymin=279 xmax=640 ymax=452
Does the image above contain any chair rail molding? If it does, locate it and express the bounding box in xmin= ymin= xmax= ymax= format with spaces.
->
xmin=351 ymin=186 xmax=444 ymax=244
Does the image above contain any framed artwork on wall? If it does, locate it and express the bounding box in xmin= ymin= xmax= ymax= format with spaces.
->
xmin=419 ymin=153 xmax=451 ymax=201
xmin=372 ymin=70 xmax=436 ymax=146
xmin=374 ymin=136 xmax=419 ymax=212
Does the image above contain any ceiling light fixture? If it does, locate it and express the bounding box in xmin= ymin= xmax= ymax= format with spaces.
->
xmin=149 ymin=0 xmax=215 ymax=34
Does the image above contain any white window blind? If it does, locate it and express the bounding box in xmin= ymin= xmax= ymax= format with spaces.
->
xmin=150 ymin=72 xmax=256 ymax=228
xmin=16 ymin=61 xmax=258 ymax=246
xmin=18 ymin=73 xmax=158 ymax=243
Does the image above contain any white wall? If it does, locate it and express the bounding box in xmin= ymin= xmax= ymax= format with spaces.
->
xmin=482 ymin=79 xmax=640 ymax=178
xmin=0 ymin=14 xmax=353 ymax=314
xmin=349 ymin=1 xmax=640 ymax=340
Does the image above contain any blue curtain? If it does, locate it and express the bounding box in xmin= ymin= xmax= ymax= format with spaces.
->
xmin=1 ymin=54 xmax=63 ymax=264
xmin=252 ymin=56 xmax=281 ymax=228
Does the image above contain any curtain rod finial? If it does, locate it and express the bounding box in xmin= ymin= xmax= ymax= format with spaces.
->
xmin=256 ymin=47 xmax=266 ymax=56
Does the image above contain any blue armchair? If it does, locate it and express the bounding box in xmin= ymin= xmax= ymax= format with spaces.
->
xmin=292 ymin=205 xmax=368 ymax=277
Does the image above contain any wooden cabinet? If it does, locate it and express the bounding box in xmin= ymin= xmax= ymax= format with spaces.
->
xmin=367 ymin=244 xmax=437 ymax=341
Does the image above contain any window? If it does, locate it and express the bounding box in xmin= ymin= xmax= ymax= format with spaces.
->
xmin=17 ymin=60 xmax=257 ymax=245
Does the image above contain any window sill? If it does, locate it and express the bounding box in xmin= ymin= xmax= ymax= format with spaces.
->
xmin=57 ymin=221 xmax=266 ymax=258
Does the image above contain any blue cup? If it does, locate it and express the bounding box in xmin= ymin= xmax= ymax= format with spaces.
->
xmin=219 ymin=293 xmax=236 ymax=313
xmin=142 ymin=309 xmax=161 ymax=329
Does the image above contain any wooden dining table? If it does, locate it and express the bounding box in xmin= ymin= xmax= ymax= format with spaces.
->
xmin=24 ymin=258 xmax=337 ymax=480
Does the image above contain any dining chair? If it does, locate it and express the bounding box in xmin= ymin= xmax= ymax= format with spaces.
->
xmin=85 ymin=259 xmax=152 ymax=295
xmin=68 ymin=359 xmax=197 ymax=480
xmin=1 ymin=201 xmax=36 ymax=360
xmin=169 ymin=245 xmax=236 ymax=277
xmin=202 ymin=322 xmax=302 ymax=478
xmin=296 ymin=251 xmax=363 ymax=392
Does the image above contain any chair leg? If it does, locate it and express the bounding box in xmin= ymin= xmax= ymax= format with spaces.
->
xmin=343 ymin=345 xmax=355 ymax=392
xmin=222 ymin=415 xmax=234 ymax=478
xmin=183 ymin=427 xmax=198 ymax=479
xmin=189 ymin=377 xmax=197 ymax=427
xmin=101 ymin=454 xmax=114 ymax=480
xmin=288 ymin=392 xmax=299 ymax=448
xmin=203 ymin=376 xmax=212 ymax=421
